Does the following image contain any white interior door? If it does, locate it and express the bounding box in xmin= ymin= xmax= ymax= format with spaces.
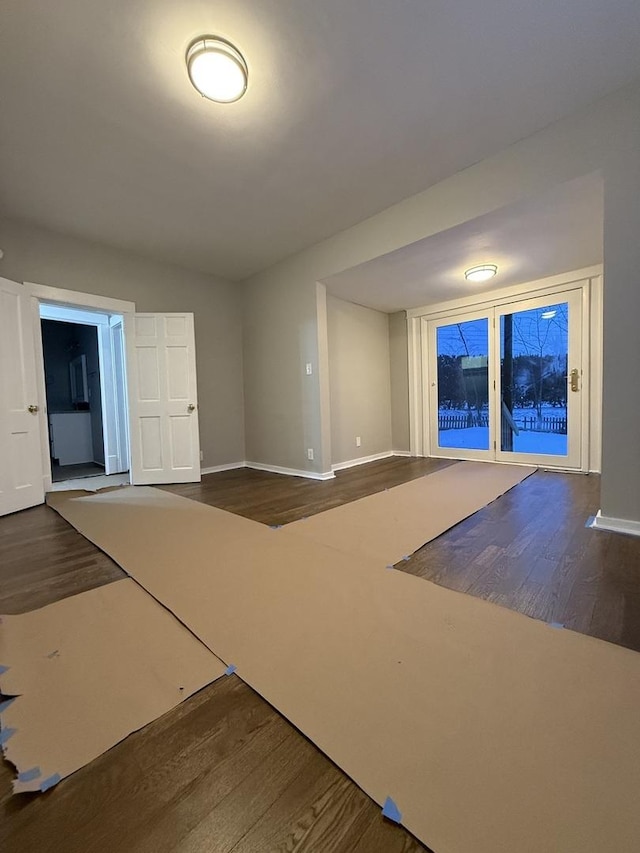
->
xmin=97 ymin=315 xmax=130 ymax=476
xmin=106 ymin=315 xmax=129 ymax=475
xmin=0 ymin=278 xmax=45 ymax=515
xmin=125 ymin=313 xmax=201 ymax=485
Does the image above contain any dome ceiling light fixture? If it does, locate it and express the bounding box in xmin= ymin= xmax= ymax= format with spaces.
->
xmin=186 ymin=36 xmax=248 ymax=103
xmin=464 ymin=264 xmax=498 ymax=283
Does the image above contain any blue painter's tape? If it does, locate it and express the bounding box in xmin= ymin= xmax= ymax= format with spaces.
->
xmin=0 ymin=697 xmax=16 ymax=714
xmin=382 ymin=796 xmax=402 ymax=823
xmin=225 ymin=664 xmax=237 ymax=676
xmin=548 ymin=621 xmax=564 ymax=629
xmin=18 ymin=766 xmax=41 ymax=783
xmin=385 ymin=565 xmax=395 ymax=570
xmin=585 ymin=515 xmax=596 ymax=528
xmin=0 ymin=727 xmax=17 ymax=745
xmin=40 ymin=773 xmax=61 ymax=792
xmin=402 ymin=555 xmax=411 ymax=562
xmin=269 ymin=524 xmax=282 ymax=530
xmin=0 ymin=665 xmax=9 ymax=675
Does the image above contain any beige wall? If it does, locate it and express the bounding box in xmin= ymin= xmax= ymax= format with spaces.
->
xmin=327 ymin=296 xmax=392 ymax=465
xmin=600 ymin=147 xmax=640 ymax=519
xmin=388 ymin=311 xmax=410 ymax=453
xmin=0 ymin=218 xmax=245 ymax=468
xmin=241 ymin=79 xmax=640 ymax=521
xmin=241 ymin=274 xmax=324 ymax=473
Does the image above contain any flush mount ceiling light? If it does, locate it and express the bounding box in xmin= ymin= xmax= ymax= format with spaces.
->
xmin=464 ymin=264 xmax=498 ymax=283
xmin=186 ymin=36 xmax=248 ymax=103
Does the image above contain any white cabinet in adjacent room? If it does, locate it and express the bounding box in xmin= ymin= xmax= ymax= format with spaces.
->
xmin=49 ymin=412 xmax=93 ymax=465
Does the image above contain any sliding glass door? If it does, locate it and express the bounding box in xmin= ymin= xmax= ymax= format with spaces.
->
xmin=495 ymin=289 xmax=582 ymax=468
xmin=427 ymin=289 xmax=583 ymax=468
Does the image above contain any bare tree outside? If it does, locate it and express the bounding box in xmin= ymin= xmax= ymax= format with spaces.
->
xmin=508 ymin=304 xmax=568 ymax=426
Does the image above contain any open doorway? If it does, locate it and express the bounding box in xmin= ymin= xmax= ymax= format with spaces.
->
xmin=41 ymin=318 xmax=105 ymax=481
xmin=39 ymin=303 xmax=129 ymax=487
xmin=1 ymin=279 xmax=202 ymax=518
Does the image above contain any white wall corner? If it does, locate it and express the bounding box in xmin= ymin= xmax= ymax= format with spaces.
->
xmin=587 ymin=510 xmax=640 ymax=538
xmin=407 ymin=316 xmax=424 ymax=457
xmin=315 ymin=281 xmax=332 ymax=473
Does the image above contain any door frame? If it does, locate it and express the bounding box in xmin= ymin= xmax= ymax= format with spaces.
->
xmin=25 ymin=282 xmax=135 ymax=492
xmin=407 ymin=267 xmax=600 ymax=472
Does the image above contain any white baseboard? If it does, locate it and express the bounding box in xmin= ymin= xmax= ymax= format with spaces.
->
xmin=202 ymin=453 xmax=414 ymax=481
xmin=331 ymin=450 xmax=415 ymax=472
xmin=587 ymin=510 xmax=640 ymax=538
xmin=201 ymin=462 xmax=246 ymax=475
xmin=331 ymin=450 xmax=395 ymax=472
xmin=245 ymin=461 xmax=335 ymax=481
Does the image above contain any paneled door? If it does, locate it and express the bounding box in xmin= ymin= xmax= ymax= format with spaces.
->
xmin=0 ymin=277 xmax=45 ymax=515
xmin=125 ymin=313 xmax=201 ymax=484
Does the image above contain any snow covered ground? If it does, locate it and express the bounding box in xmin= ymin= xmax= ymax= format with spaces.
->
xmin=438 ymin=427 xmax=567 ymax=456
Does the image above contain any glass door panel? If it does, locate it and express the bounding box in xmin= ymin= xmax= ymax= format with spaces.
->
xmin=426 ymin=288 xmax=584 ymax=469
xmin=496 ymin=289 xmax=582 ymax=468
xmin=428 ymin=313 xmax=494 ymax=460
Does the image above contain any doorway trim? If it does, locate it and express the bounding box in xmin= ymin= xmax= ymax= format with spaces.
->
xmin=25 ymin=282 xmax=135 ymax=492
xmin=407 ymin=267 xmax=602 ymax=472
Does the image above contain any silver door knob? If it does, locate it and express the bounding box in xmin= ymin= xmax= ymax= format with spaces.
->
xmin=188 ymin=403 xmax=197 ymax=412
xmin=28 ymin=404 xmax=39 ymax=413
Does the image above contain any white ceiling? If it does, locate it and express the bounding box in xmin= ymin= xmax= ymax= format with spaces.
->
xmin=0 ymin=2 xmax=638 ymax=281
xmin=322 ymin=174 xmax=604 ymax=312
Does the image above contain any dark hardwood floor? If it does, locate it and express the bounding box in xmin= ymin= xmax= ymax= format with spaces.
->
xmin=2 ymin=457 xmax=640 ymax=853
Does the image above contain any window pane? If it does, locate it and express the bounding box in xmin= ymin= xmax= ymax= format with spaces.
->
xmin=500 ymin=303 xmax=568 ymax=456
xmin=436 ymin=318 xmax=489 ymax=451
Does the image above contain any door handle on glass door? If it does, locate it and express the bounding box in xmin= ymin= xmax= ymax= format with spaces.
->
xmin=570 ymin=369 xmax=579 ymax=392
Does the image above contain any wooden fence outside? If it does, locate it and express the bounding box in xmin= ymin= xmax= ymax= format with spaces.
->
xmin=438 ymin=413 xmax=567 ymax=433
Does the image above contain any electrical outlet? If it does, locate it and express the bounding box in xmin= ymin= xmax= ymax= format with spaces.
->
xmin=355 ymin=436 xmax=361 ymax=447
xmin=307 ymin=448 xmax=314 ymax=461
xmin=305 ymin=363 xmax=313 ymax=375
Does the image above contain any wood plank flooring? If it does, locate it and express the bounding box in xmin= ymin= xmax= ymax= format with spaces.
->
xmin=2 ymin=457 xmax=640 ymax=853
